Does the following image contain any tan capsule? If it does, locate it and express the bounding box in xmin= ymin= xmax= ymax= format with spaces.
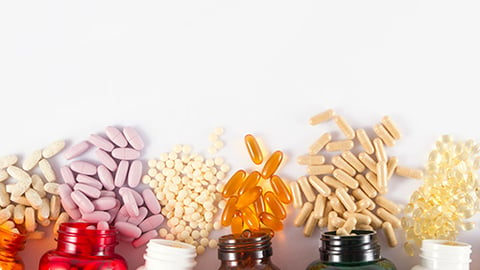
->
xmin=358 ymin=152 xmax=377 ymax=172
xmin=341 ymin=151 xmax=365 ymax=173
xmin=356 ymin=129 xmax=374 ymax=154
xmin=38 ymin=159 xmax=56 ymax=182
xmin=334 ymin=116 xmax=355 ymax=140
xmin=303 ymin=213 xmax=319 ymax=237
xmin=355 ymin=174 xmax=377 ymax=198
xmin=395 ymin=166 xmax=424 ymax=180
xmin=328 ymin=211 xmax=345 ymax=228
xmin=27 ymin=231 xmax=45 ymax=240
xmin=327 ymin=211 xmax=337 ymax=231
xmin=336 ymin=228 xmax=349 ymax=236
xmin=22 ymin=149 xmax=42 ymax=171
xmin=332 ymin=169 xmax=359 ymax=189
xmin=307 ymin=165 xmax=334 ymax=176
xmin=297 ymin=176 xmax=316 ymax=203
xmin=376 ymin=161 xmax=388 ymax=194
xmin=326 ymin=140 xmax=354 ymax=152
xmin=373 ymin=138 xmax=387 ymax=162
xmin=374 ymin=124 xmax=395 ymax=147
xmin=357 ymin=224 xmax=374 ymax=231
xmin=375 ymin=196 xmax=401 ymax=215
xmin=309 ymin=133 xmax=332 ymax=155
xmin=290 ymin=181 xmax=303 ymax=209
xmin=335 ymin=188 xmax=357 ymax=212
xmin=386 ymin=157 xmax=398 ymax=180
xmin=308 ymin=175 xmax=331 ymax=197
xmin=355 ymin=199 xmax=371 ymax=212
xmin=343 ymin=212 xmax=371 ymax=225
xmin=381 ymin=116 xmax=401 ymax=140
xmin=297 ymin=155 xmax=325 ymax=165
xmin=352 ymin=189 xmax=375 ymax=211
xmin=362 ymin=209 xmax=383 ymax=229
xmin=25 ymin=207 xmax=36 ymax=232
xmin=322 ymin=176 xmax=346 ymax=189
xmin=365 ymin=172 xmax=381 ymax=194
xmin=318 ymin=217 xmax=328 ymax=228
xmin=313 ymin=194 xmax=326 ymax=219
xmin=377 ymin=208 xmax=401 ymax=228
xmin=332 ymin=156 xmax=356 ymax=176
xmin=382 ymin=222 xmax=398 ymax=247
xmin=341 ymin=216 xmax=357 ymax=234
xmin=329 ymin=196 xmax=346 ymax=214
xmin=294 ymin=202 xmax=313 ymax=227
xmin=310 ymin=109 xmax=335 ymax=125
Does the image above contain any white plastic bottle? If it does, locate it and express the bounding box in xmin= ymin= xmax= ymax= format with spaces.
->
xmin=411 ymin=239 xmax=471 ymax=270
xmin=136 ymin=239 xmax=197 ymax=270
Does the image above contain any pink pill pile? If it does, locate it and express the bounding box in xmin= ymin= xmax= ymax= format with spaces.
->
xmin=58 ymin=126 xmax=164 ymax=247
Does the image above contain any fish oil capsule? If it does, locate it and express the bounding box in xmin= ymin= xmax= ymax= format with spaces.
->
xmin=222 ymin=170 xmax=247 ymax=198
xmin=376 ymin=161 xmax=388 ymax=194
xmin=307 ymin=165 xmax=335 ymax=176
xmin=313 ymin=194 xmax=326 ymax=219
xmin=381 ymin=116 xmax=401 ymax=140
xmin=356 ymin=129 xmax=374 ymax=154
xmin=253 ymin=194 xmax=266 ymax=216
xmin=294 ymin=202 xmax=313 ymax=227
xmin=261 ymin=151 xmax=283 ymax=179
xmin=264 ymin=191 xmax=286 ymax=219
xmin=332 ymin=169 xmax=359 ymax=189
xmin=303 ymin=213 xmax=319 ymax=237
xmin=310 ymin=109 xmax=335 ymax=125
xmin=332 ymin=156 xmax=356 ymax=176
xmin=325 ymin=140 xmax=354 ymax=152
xmin=386 ymin=157 xmax=398 ymax=179
xmin=376 ymin=208 xmax=401 ymax=228
xmin=341 ymin=151 xmax=365 ymax=173
xmin=308 ymin=176 xmax=331 ymax=197
xmin=395 ymin=166 xmax=424 ymax=180
xmin=231 ymin=211 xmax=244 ymax=234
xmin=236 ymin=186 xmax=262 ymax=209
xmin=322 ymin=176 xmax=346 ymax=189
xmin=334 ymin=116 xmax=355 ymax=140
xmin=259 ymin=212 xmax=283 ymax=231
xmin=335 ymin=188 xmax=357 ymax=213
xmin=403 ymin=241 xmax=415 ymax=257
xmin=270 ymin=175 xmax=292 ymax=204
xmin=242 ymin=207 xmax=260 ymax=230
xmin=297 ymin=176 xmax=316 ymax=202
xmin=343 ymin=212 xmax=371 ymax=225
xmin=373 ymin=138 xmax=387 ymax=162
xmin=362 ymin=209 xmax=383 ymax=229
xmin=355 ymin=174 xmax=377 ymax=198
xmin=297 ymin=155 xmax=325 ymax=165
xmin=309 ymin=133 xmax=332 ymax=155
xmin=290 ymin=182 xmax=303 ymax=209
xmin=244 ymin=134 xmax=264 ymax=165
xmin=382 ymin=222 xmax=398 ymax=247
xmin=329 ymin=196 xmax=346 ymax=214
xmin=221 ymin=196 xmax=238 ymax=226
xmin=374 ymin=124 xmax=395 ymax=147
xmin=237 ymin=171 xmax=262 ymax=195
xmin=358 ymin=152 xmax=377 ymax=172
xmin=375 ymin=196 xmax=401 ymax=215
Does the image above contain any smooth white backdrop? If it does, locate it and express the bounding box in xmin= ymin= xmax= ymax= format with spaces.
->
xmin=1 ymin=1 xmax=479 ymax=269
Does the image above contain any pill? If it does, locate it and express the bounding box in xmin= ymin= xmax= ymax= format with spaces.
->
xmin=352 ymin=189 xmax=375 ymax=210
xmin=386 ymin=157 xmax=398 ymax=180
xmin=0 ymin=155 xmax=18 ymax=169
xmin=297 ymin=176 xmax=315 ymax=202
xmin=231 ymin=212 xmax=243 ymax=234
xmin=326 ymin=140 xmax=355 ymax=152
xmin=122 ymin=190 xmax=139 ymax=217
xmin=329 ymin=196 xmax=346 ymax=214
xmin=142 ymin=189 xmax=161 ymax=214
xmin=88 ymin=134 xmax=115 ymax=152
xmin=13 ymin=204 xmax=25 ymax=224
xmin=25 ymin=207 xmax=36 ymax=232
xmin=101 ymin=190 xmax=116 ymax=198
xmin=310 ymin=109 xmax=335 ymax=125
xmin=356 ymin=129 xmax=374 ymax=154
xmin=290 ymin=181 xmax=303 ymax=209
xmin=64 ymin=206 xmax=81 ymax=220
xmin=341 ymin=151 xmax=365 ymax=173
xmin=94 ymin=166 xmax=114 ymax=191
xmin=364 ymin=172 xmax=381 ymax=194
xmin=58 ymin=184 xmax=76 ymax=208
xmin=236 ymin=186 xmax=261 ymax=209
xmin=376 ymin=161 xmax=388 ymax=194
xmin=322 ymin=176 xmax=346 ymax=189
xmin=222 ymin=170 xmax=246 ymax=198
xmin=259 ymin=212 xmax=283 ymax=231
xmin=382 ymin=222 xmax=398 ymax=247
xmin=64 ymin=141 xmax=91 ymax=160
xmin=76 ymin=174 xmax=103 ymax=189
xmin=105 ymin=126 xmax=128 ymax=147
xmin=308 ymin=175 xmax=331 ymax=197
xmin=261 ymin=151 xmax=283 ymax=179
xmin=374 ymin=124 xmax=395 ymax=147
xmin=343 ymin=212 xmax=371 ymax=225
xmin=128 ymin=160 xmax=143 ymax=188
xmin=95 ymin=149 xmax=117 ymax=171
xmin=73 ymin=183 xmax=100 ymax=199
xmin=0 ymin=184 xmax=10 ymax=207
xmin=332 ymin=156 xmax=356 ymax=176
xmin=335 ymin=187 xmax=356 ymax=212
xmin=297 ymin=155 xmax=325 ymax=165
xmin=133 ymin=229 xmax=158 ymax=248
xmin=264 ymin=191 xmax=286 ymax=219
xmin=119 ymin=187 xmax=144 ymax=205
xmin=60 ymin=166 xmax=75 ymax=187
xmin=44 ymin=182 xmax=59 ymax=195
xmin=238 ymin=171 xmax=261 ymax=195
xmin=0 ymin=170 xmax=7 ymax=182
xmin=115 ymin=221 xmax=142 ymax=238
xmin=242 ymin=207 xmax=260 ymax=230
xmin=96 ymin=221 xmax=110 ymax=230
xmin=373 ymin=138 xmax=387 ymax=162
xmin=244 ymin=134 xmax=264 ymax=165
xmin=22 ymin=149 xmax=42 ymax=171
xmin=253 ymin=194 xmax=266 ymax=216
xmin=221 ymin=196 xmax=238 ymax=227
xmin=358 ymin=152 xmax=377 ymax=172
xmin=114 ymin=160 xmax=129 ymax=187
xmin=332 ymin=169 xmax=359 ymax=189
xmin=123 ymin=127 xmax=145 ymax=150
xmin=71 ymin=190 xmax=95 ymax=213
xmin=127 ymin=207 xmax=148 ymax=225
xmin=313 ymin=194 xmax=326 ymax=219
xmin=70 ymin=161 xmax=97 ymax=175
xmin=31 ymin=175 xmax=46 ymax=197
xmin=375 ymin=196 xmax=401 ymax=215
xmin=328 ymin=211 xmax=344 ymax=229
xmin=355 ymin=174 xmax=377 ymax=198
xmin=357 ymin=224 xmax=374 ymax=231
xmin=340 ymin=216 xmax=357 ymax=234
xmin=112 ymin=147 xmax=141 ymax=160
xmin=139 ymin=214 xmax=165 ymax=232
xmin=25 ymin=189 xmax=43 ymax=209
xmin=355 ymin=199 xmax=371 ymax=213
xmin=307 ymin=165 xmax=334 ymax=175
xmin=334 ymin=116 xmax=355 ymax=140
xmin=7 ymin=166 xmax=31 ymax=182
xmin=309 ymin=133 xmax=332 ymax=155
xmin=381 ymin=116 xmax=401 ymax=140
xmin=38 ymin=198 xmax=50 ymax=220
xmin=82 ymin=211 xmax=111 ymax=223
xmin=115 ymin=205 xmax=130 ymax=223
xmin=395 ymin=166 xmax=424 ymax=180
xmin=294 ymin=202 xmax=313 ymax=227
xmin=376 ymin=207 xmax=401 ymax=228
xmin=38 ymin=159 xmax=56 ymax=182
xmin=50 ymin=195 xmax=61 ymax=220
xmin=270 ymin=175 xmax=292 ymax=204
xmin=303 ymin=213 xmax=319 ymax=237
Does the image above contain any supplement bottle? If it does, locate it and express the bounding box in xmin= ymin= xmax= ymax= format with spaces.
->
xmin=217 ymin=230 xmax=280 ymax=270
xmin=39 ymin=222 xmax=127 ymax=270
xmin=411 ymin=239 xmax=471 ymax=270
xmin=306 ymin=230 xmax=397 ymax=270
xmin=0 ymin=226 xmax=26 ymax=270
xmin=136 ymin=239 xmax=196 ymax=270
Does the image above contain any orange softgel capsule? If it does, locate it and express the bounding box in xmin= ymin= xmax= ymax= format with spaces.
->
xmin=264 ymin=191 xmax=286 ymax=219
xmin=245 ymin=134 xmax=264 ymax=165
xmin=270 ymin=175 xmax=292 ymax=204
xmin=254 ymin=194 xmax=266 ymax=216
xmin=237 ymin=171 xmax=262 ymax=195
xmin=242 ymin=207 xmax=260 ymax=230
xmin=236 ymin=187 xmax=262 ymax=209
xmin=259 ymin=212 xmax=283 ymax=231
xmin=221 ymin=196 xmax=238 ymax=226
xmin=231 ymin=211 xmax=244 ymax=234
xmin=222 ymin=170 xmax=247 ymax=198
xmin=261 ymin=151 xmax=284 ymax=179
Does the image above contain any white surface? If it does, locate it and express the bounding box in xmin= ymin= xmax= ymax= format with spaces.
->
xmin=1 ymin=1 xmax=480 ymax=269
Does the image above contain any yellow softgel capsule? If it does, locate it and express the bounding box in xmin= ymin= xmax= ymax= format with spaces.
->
xmin=264 ymin=191 xmax=286 ymax=219
xmin=231 ymin=211 xmax=244 ymax=234
xmin=244 ymin=134 xmax=264 ymax=165
xmin=221 ymin=196 xmax=238 ymax=226
xmin=261 ymin=151 xmax=284 ymax=179
xmin=242 ymin=207 xmax=260 ymax=230
xmin=270 ymin=175 xmax=292 ymax=204
xmin=222 ymin=170 xmax=247 ymax=198
xmin=259 ymin=212 xmax=283 ymax=231
xmin=253 ymin=193 xmax=266 ymax=216
xmin=236 ymin=186 xmax=262 ymax=209
xmin=237 ymin=171 xmax=262 ymax=195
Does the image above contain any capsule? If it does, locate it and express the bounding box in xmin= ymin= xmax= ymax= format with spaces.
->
xmin=322 ymin=176 xmax=346 ymax=189
xmin=395 ymin=166 xmax=424 ymax=180
xmin=340 ymin=216 xmax=357 ymax=234
xmin=244 ymin=134 xmax=264 ymax=165
xmin=270 ymin=175 xmax=292 ymax=204
xmin=341 ymin=151 xmax=365 ymax=173
xmin=293 ymin=202 xmax=313 ymax=227
xmin=377 ymin=207 xmax=401 ymax=228
xmin=334 ymin=116 xmax=355 ymax=140
xmin=297 ymin=155 xmax=325 ymax=165
xmin=325 ymin=140 xmax=354 ymax=152
xmin=358 ymin=152 xmax=377 ymax=172
xmin=355 ymin=199 xmax=371 ymax=212
xmin=297 ymin=176 xmax=316 ymax=202
xmin=362 ymin=209 xmax=383 ymax=229
xmin=365 ymin=172 xmax=381 ymax=194
xmin=222 ymin=170 xmax=247 ymax=198
xmin=221 ymin=196 xmax=238 ymax=226
xmin=253 ymin=193 xmax=266 ymax=216
xmin=376 ymin=161 xmax=388 ymax=194
xmin=329 ymin=196 xmax=346 ymax=214
xmin=264 ymin=191 xmax=286 ymax=219
xmin=307 ymin=165 xmax=334 ymax=176
xmin=374 ymin=124 xmax=395 ymax=147
xmin=309 ymin=109 xmax=335 ymax=125
xmin=259 ymin=212 xmax=283 ymax=231
xmin=242 ymin=207 xmax=260 ymax=230
xmin=313 ymin=194 xmax=326 ymax=219
xmin=355 ymin=174 xmax=377 ymax=198
xmin=386 ymin=156 xmax=398 ymax=179
xmin=261 ymin=151 xmax=283 ymax=179
xmin=352 ymin=189 xmax=375 ymax=211
xmin=373 ymin=138 xmax=387 ymax=162
xmin=236 ymin=186 xmax=262 ymax=209
xmin=332 ymin=156 xmax=356 ymax=176
xmin=237 ymin=171 xmax=262 ymax=195
xmin=335 ymin=187 xmax=357 ymax=213
xmin=303 ymin=213 xmax=319 ymax=237
xmin=375 ymin=196 xmax=401 ymax=215
xmin=343 ymin=212 xmax=371 ymax=225
xmin=308 ymin=175 xmax=331 ymax=197
xmin=231 ymin=211 xmax=244 ymax=234
xmin=356 ymin=129 xmax=374 ymax=154
xmin=381 ymin=116 xmax=401 ymax=140
xmin=309 ymin=133 xmax=332 ymax=155
xmin=332 ymin=169 xmax=359 ymax=189
xmin=382 ymin=222 xmax=398 ymax=247
xmin=290 ymin=181 xmax=303 ymax=209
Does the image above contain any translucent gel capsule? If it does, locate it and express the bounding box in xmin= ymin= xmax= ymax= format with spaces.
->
xmin=270 ymin=175 xmax=292 ymax=204
xmin=222 ymin=170 xmax=247 ymax=198
xmin=237 ymin=171 xmax=262 ymax=195
xmin=253 ymin=194 xmax=266 ymax=216
xmin=242 ymin=207 xmax=260 ymax=230
xmin=259 ymin=212 xmax=283 ymax=231
xmin=264 ymin=191 xmax=286 ymax=220
xmin=261 ymin=151 xmax=283 ymax=179
xmin=231 ymin=211 xmax=244 ymax=234
xmin=245 ymin=134 xmax=264 ymax=165
xmin=221 ymin=196 xmax=238 ymax=226
xmin=236 ymin=186 xmax=262 ymax=209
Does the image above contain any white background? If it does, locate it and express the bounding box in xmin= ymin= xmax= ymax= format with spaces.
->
xmin=1 ymin=1 xmax=480 ymax=269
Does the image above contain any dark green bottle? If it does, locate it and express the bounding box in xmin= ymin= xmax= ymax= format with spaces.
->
xmin=306 ymin=230 xmax=397 ymax=270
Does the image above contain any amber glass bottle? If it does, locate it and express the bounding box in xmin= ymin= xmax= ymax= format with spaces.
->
xmin=0 ymin=226 xmax=25 ymax=270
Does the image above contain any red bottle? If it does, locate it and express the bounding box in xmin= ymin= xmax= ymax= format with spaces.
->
xmin=39 ymin=222 xmax=127 ymax=270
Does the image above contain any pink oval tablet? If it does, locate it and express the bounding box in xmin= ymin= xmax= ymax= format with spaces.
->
xmin=71 ymin=190 xmax=94 ymax=213
xmin=88 ymin=134 xmax=114 ymax=152
xmin=59 ymin=184 xmax=77 ymax=209
xmin=132 ymin=230 xmax=158 ymax=248
xmin=82 ymin=211 xmax=111 ymax=223
xmin=100 ymin=190 xmax=116 ymax=197
xmin=95 ymin=149 xmax=117 ymax=171
xmin=97 ymin=221 xmax=110 ymax=230
xmin=64 ymin=207 xmax=81 ymax=220
xmin=128 ymin=160 xmax=143 ymax=188
xmin=60 ymin=166 xmax=76 ymax=187
xmin=114 ymin=160 xmax=129 ymax=187
xmin=97 ymin=165 xmax=115 ymax=191
xmin=127 ymin=207 xmax=148 ymax=225
xmin=122 ymin=190 xmax=139 ymax=217
xmin=119 ymin=187 xmax=144 ymax=205
xmin=93 ymin=197 xmax=117 ymax=211
xmin=86 ymin=225 xmax=96 ymax=230
xmin=76 ymin=174 xmax=103 ymax=189
xmin=139 ymin=214 xmax=165 ymax=232
xmin=64 ymin=141 xmax=91 ymax=160
xmin=70 ymin=161 xmax=97 ymax=176
xmin=123 ymin=127 xmax=145 ymax=150
xmin=115 ymin=205 xmax=130 ymax=223
xmin=107 ymin=200 xmax=121 ymax=223
xmin=105 ymin=126 xmax=128 ymax=147
xmin=112 ymin=148 xmax=140 ymax=160
xmin=74 ymin=183 xmax=101 ymax=199
xmin=115 ymin=221 xmax=142 ymax=239
xmin=142 ymin=189 xmax=161 ymax=214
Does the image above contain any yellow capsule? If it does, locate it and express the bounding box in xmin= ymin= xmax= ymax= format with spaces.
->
xmin=221 ymin=196 xmax=238 ymax=226
xmin=245 ymin=134 xmax=264 ymax=165
xmin=264 ymin=191 xmax=286 ymax=219
xmin=236 ymin=186 xmax=262 ymax=209
xmin=381 ymin=116 xmax=401 ymax=140
xmin=238 ymin=171 xmax=262 ymax=195
xmin=340 ymin=216 xmax=357 ymax=234
xmin=259 ymin=212 xmax=283 ymax=231
xmin=341 ymin=151 xmax=365 ymax=173
xmin=365 ymin=172 xmax=382 ymax=194
xmin=332 ymin=156 xmax=356 ymax=176
xmin=374 ymin=123 xmax=395 ymax=147
xmin=355 ymin=199 xmax=371 ymax=213
xmin=222 ymin=170 xmax=247 ymax=198
xmin=231 ymin=211 xmax=244 ymax=234
xmin=332 ymin=169 xmax=359 ymax=189
xmin=270 ymin=175 xmax=292 ymax=204
xmin=334 ymin=116 xmax=355 ymax=140
xmin=253 ymin=193 xmax=266 ymax=216
xmin=308 ymin=175 xmax=331 ymax=197
xmin=335 ymin=187 xmax=357 ymax=213
xmin=343 ymin=212 xmax=371 ymax=225
xmin=356 ymin=129 xmax=374 ymax=155
xmin=352 ymin=189 xmax=375 ymax=210
xmin=325 ymin=140 xmax=354 ymax=152
xmin=309 ymin=109 xmax=335 ymax=125
xmin=404 ymin=241 xmax=415 ymax=257
xmin=261 ymin=151 xmax=283 ymax=179
xmin=309 ymin=133 xmax=332 ymax=155
xmin=242 ymin=207 xmax=260 ymax=230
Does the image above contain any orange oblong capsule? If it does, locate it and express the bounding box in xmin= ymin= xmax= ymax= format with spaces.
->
xmin=231 ymin=211 xmax=244 ymax=234
xmin=254 ymin=193 xmax=266 ymax=216
xmin=222 ymin=170 xmax=247 ymax=198
xmin=261 ymin=151 xmax=284 ymax=179
xmin=236 ymin=186 xmax=262 ymax=209
xmin=221 ymin=196 xmax=238 ymax=226
xmin=259 ymin=212 xmax=283 ymax=231
xmin=264 ymin=191 xmax=286 ymax=219
xmin=238 ymin=171 xmax=262 ymax=195
xmin=270 ymin=175 xmax=292 ymax=204
xmin=242 ymin=207 xmax=260 ymax=230
xmin=245 ymin=134 xmax=264 ymax=165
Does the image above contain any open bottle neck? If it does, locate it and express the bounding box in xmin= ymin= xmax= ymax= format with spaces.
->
xmin=319 ymin=230 xmax=381 ymax=263
xmin=218 ymin=230 xmax=274 ymax=263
